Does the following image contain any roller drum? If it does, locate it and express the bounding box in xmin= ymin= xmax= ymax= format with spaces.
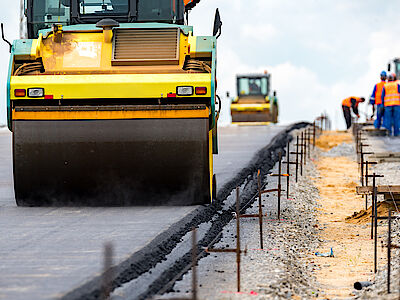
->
xmin=13 ymin=117 xmax=210 ymax=206
xmin=231 ymin=111 xmax=272 ymax=123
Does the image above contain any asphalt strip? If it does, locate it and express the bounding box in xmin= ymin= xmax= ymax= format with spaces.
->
xmin=61 ymin=122 xmax=308 ymax=300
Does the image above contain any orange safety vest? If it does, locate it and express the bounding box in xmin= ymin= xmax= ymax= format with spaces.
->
xmin=342 ymin=97 xmax=362 ymax=107
xmin=183 ymin=0 xmax=200 ymax=6
xmin=374 ymin=81 xmax=386 ymax=105
xmin=383 ymin=82 xmax=400 ymax=106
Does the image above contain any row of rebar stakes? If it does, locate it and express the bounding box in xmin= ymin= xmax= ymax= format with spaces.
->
xmin=286 ymin=119 xmax=322 ymax=185
xmin=98 ymin=116 xmax=331 ymax=299
xmin=204 ymin=119 xmax=327 ymax=294
xmin=233 ymin=122 xmax=322 ymax=292
xmin=352 ymin=122 xmax=398 ymax=294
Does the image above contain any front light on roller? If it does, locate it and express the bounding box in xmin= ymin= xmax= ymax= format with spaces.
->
xmin=195 ymin=87 xmax=207 ymax=95
xmin=28 ymin=88 xmax=44 ymax=98
xmin=176 ymin=86 xmax=194 ymax=96
xmin=14 ymin=89 xmax=26 ymax=97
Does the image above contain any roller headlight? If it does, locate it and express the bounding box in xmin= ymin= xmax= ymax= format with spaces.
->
xmin=27 ymin=88 xmax=44 ymax=98
xmin=176 ymin=86 xmax=194 ymax=96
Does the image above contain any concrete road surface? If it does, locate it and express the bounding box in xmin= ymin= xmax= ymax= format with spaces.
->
xmin=366 ymin=134 xmax=400 ymax=154
xmin=0 ymin=124 xmax=286 ymax=300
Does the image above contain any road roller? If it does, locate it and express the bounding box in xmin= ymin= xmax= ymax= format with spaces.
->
xmin=230 ymin=73 xmax=278 ymax=124
xmin=387 ymin=57 xmax=400 ymax=79
xmin=4 ymin=0 xmax=221 ymax=206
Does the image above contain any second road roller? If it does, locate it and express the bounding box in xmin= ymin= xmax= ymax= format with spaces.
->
xmin=4 ymin=0 xmax=222 ymax=206
xmin=230 ymin=72 xmax=279 ymax=124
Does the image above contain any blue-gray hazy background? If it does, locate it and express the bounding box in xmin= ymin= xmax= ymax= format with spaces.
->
xmin=1 ymin=0 xmax=400 ymax=128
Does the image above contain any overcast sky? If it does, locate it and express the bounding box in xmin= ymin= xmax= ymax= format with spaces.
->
xmin=1 ymin=0 xmax=400 ymax=128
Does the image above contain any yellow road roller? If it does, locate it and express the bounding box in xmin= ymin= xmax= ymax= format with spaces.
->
xmin=4 ymin=0 xmax=221 ymax=206
xmin=230 ymin=73 xmax=278 ymax=124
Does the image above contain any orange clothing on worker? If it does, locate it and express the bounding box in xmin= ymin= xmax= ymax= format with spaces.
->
xmin=342 ymin=97 xmax=363 ymax=110
xmin=381 ymin=78 xmax=400 ymax=136
xmin=373 ymin=81 xmax=386 ymax=105
xmin=341 ymin=97 xmax=364 ymax=129
xmin=382 ymin=81 xmax=400 ymax=106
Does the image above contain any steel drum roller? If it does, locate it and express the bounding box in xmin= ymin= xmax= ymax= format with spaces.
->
xmin=13 ymin=111 xmax=210 ymax=206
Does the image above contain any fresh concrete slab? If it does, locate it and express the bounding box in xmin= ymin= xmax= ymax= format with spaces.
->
xmin=365 ymin=135 xmax=400 ymax=154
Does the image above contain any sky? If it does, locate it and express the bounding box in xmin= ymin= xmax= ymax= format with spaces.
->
xmin=1 ymin=1 xmax=400 ymax=128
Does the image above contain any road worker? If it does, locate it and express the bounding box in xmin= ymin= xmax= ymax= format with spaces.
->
xmin=342 ymin=97 xmax=365 ymax=129
xmin=381 ymin=73 xmax=400 ymax=136
xmin=369 ymin=71 xmax=387 ymax=128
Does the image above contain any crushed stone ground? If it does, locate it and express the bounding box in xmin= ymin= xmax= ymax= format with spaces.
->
xmin=160 ymin=132 xmax=321 ymax=299
xmin=158 ymin=129 xmax=400 ymax=300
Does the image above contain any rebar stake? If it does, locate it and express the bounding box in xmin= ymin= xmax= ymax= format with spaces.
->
xmin=235 ymin=187 xmax=241 ymax=293
xmin=300 ymin=134 xmax=304 ymax=176
xmin=286 ymin=140 xmax=290 ymax=198
xmin=307 ymin=128 xmax=311 ymax=159
xmin=269 ymin=152 xmax=290 ymax=220
xmin=308 ymin=128 xmax=311 ymax=158
xmin=364 ymin=161 xmax=377 ymax=210
xmin=283 ymin=143 xmax=296 ymax=196
xmin=313 ymin=121 xmax=316 ymax=148
xmin=359 ymin=144 xmax=373 ymax=185
xmin=239 ymin=170 xmax=264 ymax=249
xmin=373 ymin=173 xmax=378 ymax=274
xmin=365 ymin=160 xmax=368 ymax=209
xmin=206 ymin=187 xmax=246 ymax=293
xmin=257 ymin=171 xmax=263 ymax=249
xmin=387 ymin=210 xmax=391 ymax=294
xmin=295 ymin=135 xmax=300 ymax=182
xmin=367 ymin=173 xmax=383 ymax=240
xmin=278 ymin=152 xmax=282 ymax=220
xmin=101 ymin=242 xmax=114 ymax=300
xmin=303 ymin=131 xmax=307 ymax=165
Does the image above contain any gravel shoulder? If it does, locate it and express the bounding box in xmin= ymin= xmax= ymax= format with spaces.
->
xmin=160 ymin=129 xmax=322 ymax=299
xmin=159 ymin=130 xmax=400 ymax=300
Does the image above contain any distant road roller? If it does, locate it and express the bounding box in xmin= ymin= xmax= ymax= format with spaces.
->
xmin=230 ymin=73 xmax=278 ymax=124
xmin=387 ymin=57 xmax=400 ymax=79
xmin=4 ymin=0 xmax=221 ymax=206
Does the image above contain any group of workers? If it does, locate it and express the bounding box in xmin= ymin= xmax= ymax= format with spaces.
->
xmin=341 ymin=70 xmax=400 ymax=136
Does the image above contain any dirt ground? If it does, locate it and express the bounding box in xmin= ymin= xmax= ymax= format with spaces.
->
xmin=310 ymin=131 xmax=387 ymax=299
xmin=315 ymin=131 xmax=353 ymax=151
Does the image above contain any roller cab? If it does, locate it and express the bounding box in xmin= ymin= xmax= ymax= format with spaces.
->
xmin=230 ymin=73 xmax=278 ymax=124
xmin=7 ymin=0 xmax=219 ymax=206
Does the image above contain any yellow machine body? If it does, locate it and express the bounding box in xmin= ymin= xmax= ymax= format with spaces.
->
xmin=9 ymin=23 xmax=218 ymax=206
xmin=230 ymin=74 xmax=278 ymax=124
